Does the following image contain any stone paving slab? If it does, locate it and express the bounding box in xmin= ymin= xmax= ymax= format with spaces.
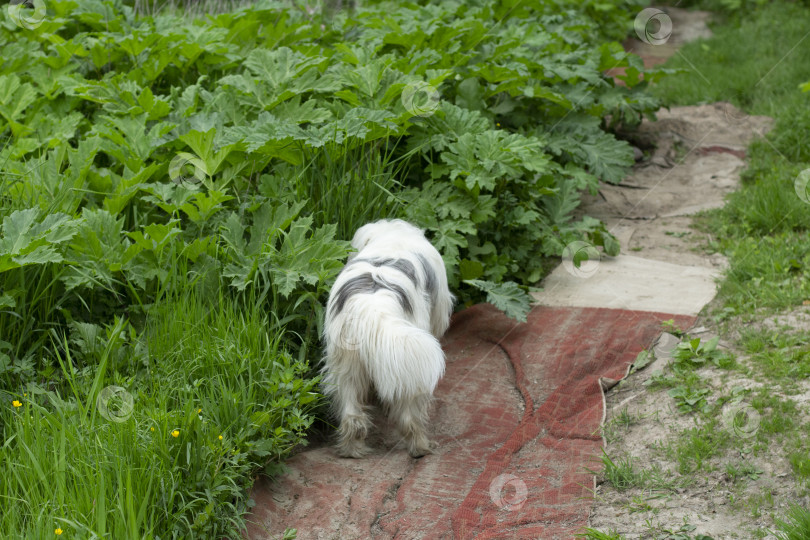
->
xmin=534 ymin=254 xmax=720 ymax=317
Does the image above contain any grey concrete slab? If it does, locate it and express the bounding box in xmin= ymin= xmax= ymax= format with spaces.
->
xmin=532 ymin=254 xmax=721 ymax=317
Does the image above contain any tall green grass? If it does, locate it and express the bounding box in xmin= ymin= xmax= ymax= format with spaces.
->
xmin=0 ymin=290 xmax=318 ymax=538
xmin=776 ymin=505 xmax=810 ymax=540
xmin=277 ymin=140 xmax=407 ymax=241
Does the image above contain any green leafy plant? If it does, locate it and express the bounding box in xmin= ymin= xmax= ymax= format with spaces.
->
xmin=661 ymin=319 xmax=686 ymax=338
xmin=668 ymin=385 xmax=711 ymax=414
xmin=0 ymin=0 xmax=663 ymax=535
xmin=673 ymin=337 xmax=729 ymax=367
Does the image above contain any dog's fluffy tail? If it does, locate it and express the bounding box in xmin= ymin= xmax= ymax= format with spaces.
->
xmin=325 ymin=307 xmax=445 ymax=403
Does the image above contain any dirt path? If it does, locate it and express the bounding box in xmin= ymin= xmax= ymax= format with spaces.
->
xmin=579 ymin=6 xmax=807 ymax=539
xmin=580 ymin=95 xmax=781 ymax=539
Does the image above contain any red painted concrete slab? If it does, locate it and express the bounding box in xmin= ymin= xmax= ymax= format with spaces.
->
xmin=246 ymin=304 xmax=695 ymax=539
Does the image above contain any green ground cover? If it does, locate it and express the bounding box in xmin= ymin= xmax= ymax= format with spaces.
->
xmin=0 ymin=0 xmax=656 ymax=536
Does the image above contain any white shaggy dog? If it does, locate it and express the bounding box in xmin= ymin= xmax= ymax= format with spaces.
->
xmin=322 ymin=219 xmax=454 ymax=458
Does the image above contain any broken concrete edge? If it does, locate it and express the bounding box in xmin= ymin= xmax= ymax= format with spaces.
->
xmin=588 ymin=322 xmax=697 ymax=530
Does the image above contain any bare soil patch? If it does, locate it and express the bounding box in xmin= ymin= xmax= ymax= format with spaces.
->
xmin=589 ymin=303 xmax=810 ymax=538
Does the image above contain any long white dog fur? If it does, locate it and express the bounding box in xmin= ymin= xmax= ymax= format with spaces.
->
xmin=321 ymin=219 xmax=454 ymax=458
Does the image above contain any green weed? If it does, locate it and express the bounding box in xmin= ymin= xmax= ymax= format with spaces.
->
xmin=669 ymin=421 xmax=731 ymax=474
xmin=577 ymin=528 xmax=626 ymax=540
xmin=788 ymin=451 xmax=810 ymax=481
xmin=725 ymin=461 xmax=764 ymax=483
xmin=776 ymin=505 xmax=810 ymax=540
xmin=601 ymin=451 xmax=650 ymax=491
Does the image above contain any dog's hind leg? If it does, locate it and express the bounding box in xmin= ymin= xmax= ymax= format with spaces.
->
xmin=390 ymin=393 xmax=436 ymax=458
xmin=331 ymin=365 xmax=373 ymax=458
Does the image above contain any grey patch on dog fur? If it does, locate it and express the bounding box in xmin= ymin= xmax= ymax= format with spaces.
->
xmin=388 ymin=259 xmax=418 ymax=287
xmin=331 ymin=274 xmax=376 ymax=316
xmin=416 ymin=253 xmax=439 ymax=312
xmin=349 ymin=257 xmax=418 ymax=287
xmin=416 ymin=254 xmax=437 ymax=296
xmin=374 ymin=275 xmax=414 ymax=315
xmin=331 ymin=273 xmax=413 ymax=316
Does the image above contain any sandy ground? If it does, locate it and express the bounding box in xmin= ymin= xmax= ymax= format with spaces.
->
xmin=585 ymin=7 xmax=808 ymax=537
xmin=589 ymin=306 xmax=810 ymax=538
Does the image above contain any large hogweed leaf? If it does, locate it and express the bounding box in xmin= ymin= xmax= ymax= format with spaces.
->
xmin=243 ymin=47 xmax=325 ymax=89
xmin=406 ymin=102 xmax=490 ymax=154
xmin=541 ymin=177 xmax=581 ymax=226
xmin=103 ymin=163 xmax=160 ymax=216
xmin=66 ymin=75 xmax=171 ymax=119
xmin=334 ymin=107 xmax=400 ymax=141
xmin=271 ymin=96 xmax=333 ymax=124
xmin=219 ymin=112 xmax=306 ymax=161
xmin=440 ymin=130 xmax=551 ymax=191
xmin=24 ymin=112 xmax=84 ymax=152
xmin=0 ymin=209 xmax=78 ymax=273
xmin=0 ymin=74 xmax=39 ymax=137
xmin=220 ymin=201 xmax=306 ymax=290
xmin=220 ymin=47 xmax=327 ymax=110
xmin=177 ymin=128 xmax=238 ymax=184
xmin=178 ymin=190 xmax=234 ymax=225
xmin=123 ymin=221 xmax=183 ymax=288
xmin=268 ymin=219 xmax=349 ymax=299
xmin=546 ymin=128 xmax=634 ymax=185
xmin=92 ymin=114 xmax=175 ymax=172
xmin=334 ymin=58 xmax=391 ymax=100
xmin=219 ymin=201 xmax=349 ymax=297
xmin=3 ymin=144 xmax=85 ymax=213
xmin=170 ymin=24 xmax=234 ymax=71
xmin=61 ymin=208 xmax=127 ymax=290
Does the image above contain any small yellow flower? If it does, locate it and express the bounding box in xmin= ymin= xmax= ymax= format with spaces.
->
xmin=496 ymin=122 xmax=501 ymax=127
xmin=12 ymin=400 xmax=21 ymax=408
xmin=150 ymin=427 xmax=155 ymax=432
xmin=171 ymin=430 xmax=180 ymax=438
xmin=55 ymin=528 xmax=63 ymax=535
xmin=197 ymin=408 xmax=202 ymax=414
xmin=23 ymin=393 xmax=27 ymax=397
xmin=218 ymin=435 xmax=223 ymax=440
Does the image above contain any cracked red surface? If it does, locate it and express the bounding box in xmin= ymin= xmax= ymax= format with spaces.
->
xmin=246 ymin=304 xmax=695 ymax=539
